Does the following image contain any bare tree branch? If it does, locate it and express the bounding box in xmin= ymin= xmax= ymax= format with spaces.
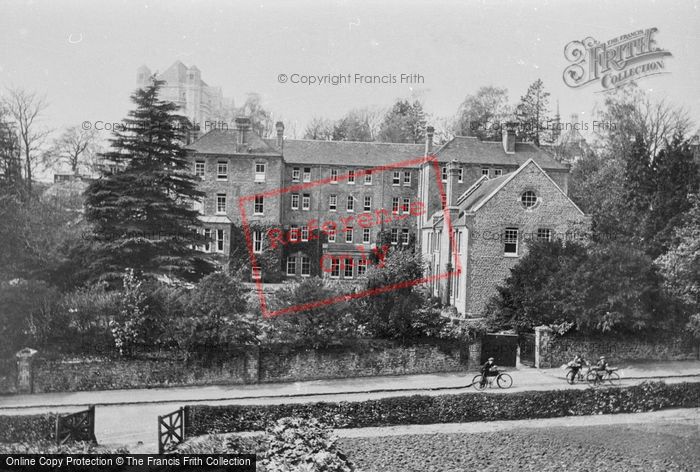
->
xmin=3 ymin=87 xmax=50 ymax=193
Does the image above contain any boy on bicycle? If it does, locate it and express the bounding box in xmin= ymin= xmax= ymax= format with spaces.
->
xmin=568 ymin=354 xmax=586 ymax=380
xmin=593 ymin=355 xmax=609 ymax=381
xmin=480 ymin=357 xmax=498 ymax=387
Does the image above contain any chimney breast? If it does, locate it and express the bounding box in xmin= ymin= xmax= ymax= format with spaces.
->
xmin=502 ymin=122 xmax=516 ymax=154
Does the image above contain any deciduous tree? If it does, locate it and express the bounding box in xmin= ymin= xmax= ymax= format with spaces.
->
xmin=453 ymin=86 xmax=511 ymax=141
xmin=378 ymin=99 xmax=427 ymax=144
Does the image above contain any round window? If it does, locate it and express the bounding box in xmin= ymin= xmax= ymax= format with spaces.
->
xmin=521 ymin=190 xmax=538 ymax=208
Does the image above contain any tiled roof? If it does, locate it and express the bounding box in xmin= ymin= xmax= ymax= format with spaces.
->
xmin=187 ymin=130 xmax=282 ymax=156
xmin=189 ymin=130 xmax=569 ymax=172
xmin=278 ymin=139 xmax=425 ymax=167
xmin=434 ymin=136 xmax=568 ymax=170
xmin=454 ymin=159 xmax=584 ymax=224
xmin=458 ymin=173 xmax=512 ymax=212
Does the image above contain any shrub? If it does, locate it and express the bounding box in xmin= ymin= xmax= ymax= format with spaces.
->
xmin=0 ymin=279 xmax=60 ymax=357
xmin=0 ymin=413 xmax=56 ymax=443
xmin=259 ymin=417 xmax=354 ymax=472
xmin=174 ymin=434 xmax=264 ymax=455
xmin=186 ymin=381 xmax=700 ymax=434
xmin=173 ymin=272 xmax=259 ymax=359
xmin=53 ymin=281 xmax=122 ymax=354
xmin=487 ymin=240 xmax=674 ymax=334
xmin=265 ymin=278 xmax=358 ymax=348
xmin=352 ymin=250 xmax=446 ymax=341
xmin=109 ymin=269 xmax=149 ymax=357
xmin=0 ymin=441 xmax=128 ymax=454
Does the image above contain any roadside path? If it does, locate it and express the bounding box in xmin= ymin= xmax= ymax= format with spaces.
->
xmin=0 ymin=360 xmax=697 ymax=452
xmin=2 ymin=360 xmax=698 ymax=410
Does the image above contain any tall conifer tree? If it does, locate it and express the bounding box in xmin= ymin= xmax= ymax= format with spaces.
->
xmin=84 ymin=77 xmax=210 ymax=281
xmin=515 ymin=79 xmax=550 ymax=146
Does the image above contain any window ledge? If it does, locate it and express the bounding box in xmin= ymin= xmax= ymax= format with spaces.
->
xmin=504 ymin=253 xmax=519 ymax=258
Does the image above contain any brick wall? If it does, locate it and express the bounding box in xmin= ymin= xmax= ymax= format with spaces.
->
xmin=4 ymin=339 xmax=468 ymax=394
xmin=538 ymin=333 xmax=699 ymax=368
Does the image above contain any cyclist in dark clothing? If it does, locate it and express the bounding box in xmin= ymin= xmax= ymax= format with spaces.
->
xmin=480 ymin=357 xmax=498 ymax=387
xmin=593 ymin=355 xmax=609 ymax=381
xmin=568 ymin=354 xmax=586 ymax=380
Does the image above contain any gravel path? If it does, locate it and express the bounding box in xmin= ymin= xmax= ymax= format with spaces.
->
xmin=340 ymin=421 xmax=700 ymax=471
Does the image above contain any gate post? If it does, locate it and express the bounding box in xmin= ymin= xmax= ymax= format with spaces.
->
xmin=467 ymin=336 xmax=482 ymax=371
xmin=534 ymin=326 xmax=553 ymax=368
xmin=15 ymin=348 xmax=38 ymax=394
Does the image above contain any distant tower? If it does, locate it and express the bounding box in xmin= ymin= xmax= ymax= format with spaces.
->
xmin=552 ymin=100 xmax=561 ymax=142
xmin=136 ymin=61 xmax=227 ymax=136
xmin=186 ymin=65 xmax=202 ymax=125
xmin=136 ymin=65 xmax=152 ymax=86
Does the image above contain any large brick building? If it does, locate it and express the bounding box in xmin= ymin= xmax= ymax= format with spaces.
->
xmin=187 ymin=118 xmax=589 ymax=317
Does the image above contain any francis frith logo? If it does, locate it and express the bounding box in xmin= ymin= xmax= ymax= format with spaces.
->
xmin=563 ymin=27 xmax=672 ymax=91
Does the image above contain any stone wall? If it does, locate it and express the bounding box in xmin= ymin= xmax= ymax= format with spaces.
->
xmin=537 ymin=329 xmax=698 ymax=368
xmin=30 ymin=349 xmax=258 ymax=394
xmin=1 ymin=339 xmax=468 ymax=394
xmin=259 ymin=339 xmax=467 ymax=382
xmin=0 ymin=359 xmax=17 ymax=394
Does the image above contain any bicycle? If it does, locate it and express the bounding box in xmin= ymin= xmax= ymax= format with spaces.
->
xmin=473 ymin=369 xmax=513 ymax=390
xmin=586 ymin=368 xmax=620 ymax=387
xmin=565 ymin=363 xmax=590 ymax=384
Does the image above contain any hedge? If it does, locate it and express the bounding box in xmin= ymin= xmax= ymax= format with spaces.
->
xmin=0 ymin=413 xmax=56 ymax=443
xmin=187 ymin=381 xmax=700 ymax=435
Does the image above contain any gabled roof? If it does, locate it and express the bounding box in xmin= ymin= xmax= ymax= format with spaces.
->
xmin=457 ymin=158 xmax=585 ymax=216
xmin=277 ymin=139 xmax=425 ymax=167
xmin=458 ymin=173 xmax=512 ymax=211
xmin=187 ymin=129 xmax=282 ymax=156
xmin=433 ymin=136 xmax=568 ymax=170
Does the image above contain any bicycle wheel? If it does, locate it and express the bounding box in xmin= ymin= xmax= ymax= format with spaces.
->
xmin=586 ymin=370 xmax=599 ymax=387
xmin=473 ymin=374 xmax=487 ymax=390
xmin=566 ymin=370 xmax=576 ymax=385
xmin=497 ymin=373 xmax=513 ymax=389
xmin=607 ymin=371 xmax=620 ymax=386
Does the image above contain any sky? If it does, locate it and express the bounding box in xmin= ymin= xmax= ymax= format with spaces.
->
xmin=1 ymin=0 xmax=699 ymax=148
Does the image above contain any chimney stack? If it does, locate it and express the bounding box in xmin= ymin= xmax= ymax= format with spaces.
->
xmin=276 ymin=121 xmax=285 ymax=150
xmin=446 ymin=159 xmax=460 ymax=208
xmin=502 ymin=122 xmax=516 ymax=154
xmin=235 ymin=116 xmax=251 ymax=145
xmin=425 ymin=125 xmax=435 ymax=156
